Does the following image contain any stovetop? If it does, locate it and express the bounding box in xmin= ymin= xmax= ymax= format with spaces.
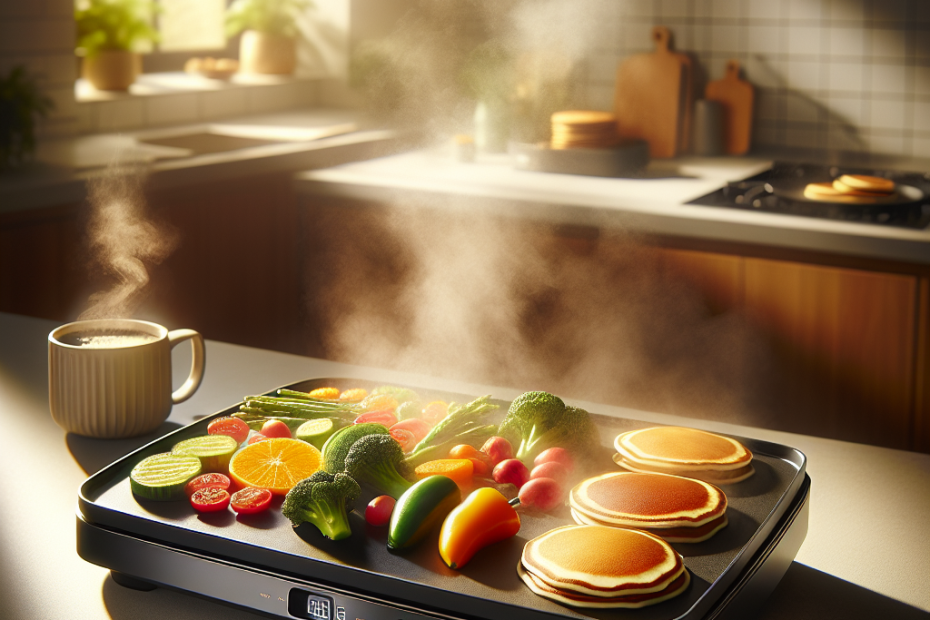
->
xmin=688 ymin=162 xmax=930 ymax=230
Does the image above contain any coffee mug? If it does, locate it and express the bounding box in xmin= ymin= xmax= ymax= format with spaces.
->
xmin=49 ymin=318 xmax=205 ymax=438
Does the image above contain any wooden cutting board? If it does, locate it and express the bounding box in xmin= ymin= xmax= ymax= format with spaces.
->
xmin=705 ymin=60 xmax=754 ymax=155
xmin=614 ymin=26 xmax=688 ymax=158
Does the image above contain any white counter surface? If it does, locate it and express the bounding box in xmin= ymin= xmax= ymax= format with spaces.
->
xmin=1 ymin=311 xmax=928 ymax=620
xmin=294 ymin=149 xmax=930 ymax=265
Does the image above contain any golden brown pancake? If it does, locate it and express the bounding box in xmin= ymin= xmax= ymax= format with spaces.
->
xmin=836 ymin=174 xmax=895 ymax=193
xmin=831 ymin=179 xmax=893 ymax=196
xmin=521 ymin=525 xmax=684 ymax=597
xmin=569 ymin=472 xmax=728 ymax=542
xmin=614 ymin=427 xmax=754 ymax=484
xmin=518 ymin=562 xmax=690 ymax=609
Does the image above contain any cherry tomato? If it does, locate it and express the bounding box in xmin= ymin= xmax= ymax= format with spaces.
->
xmin=365 ymin=495 xmax=396 ymax=526
xmin=390 ymin=428 xmax=417 ymax=452
xmin=354 ymin=409 xmax=398 ymax=428
xmin=248 ymin=432 xmax=268 ymax=444
xmin=261 ymin=419 xmax=292 ymax=438
xmin=190 ymin=487 xmax=230 ymax=513
xmin=207 ymin=417 xmax=250 ymax=444
xmin=230 ymin=487 xmax=273 ymax=515
xmin=185 ymin=473 xmax=231 ymax=497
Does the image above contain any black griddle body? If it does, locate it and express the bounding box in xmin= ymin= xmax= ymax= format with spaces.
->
xmin=77 ymin=379 xmax=810 ymax=620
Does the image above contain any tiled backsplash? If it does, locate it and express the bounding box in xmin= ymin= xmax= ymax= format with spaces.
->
xmin=576 ymin=0 xmax=930 ymax=159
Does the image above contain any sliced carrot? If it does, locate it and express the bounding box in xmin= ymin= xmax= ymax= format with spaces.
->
xmin=309 ymin=387 xmax=340 ymax=400
xmin=414 ymin=459 xmax=475 ymax=488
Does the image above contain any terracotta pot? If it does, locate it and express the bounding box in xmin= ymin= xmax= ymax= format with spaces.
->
xmin=83 ymin=50 xmax=141 ymax=91
xmin=239 ymin=30 xmax=297 ymax=75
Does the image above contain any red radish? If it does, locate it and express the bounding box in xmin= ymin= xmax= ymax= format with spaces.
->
xmin=261 ymin=419 xmax=292 ymax=439
xmin=248 ymin=432 xmax=268 ymax=444
xmin=492 ymin=458 xmax=530 ymax=489
xmin=355 ymin=409 xmax=398 ymax=428
xmin=480 ymin=436 xmax=514 ymax=465
xmin=230 ymin=487 xmax=272 ymax=515
xmin=185 ymin=473 xmax=231 ymax=497
xmin=208 ymin=417 xmax=250 ymax=444
xmin=530 ymin=461 xmax=569 ymax=485
xmin=518 ymin=477 xmax=563 ymax=512
xmin=190 ymin=487 xmax=230 ymax=513
xmin=390 ymin=418 xmax=432 ymax=442
xmin=533 ymin=447 xmax=575 ymax=473
xmin=390 ymin=428 xmax=417 ymax=452
xmin=365 ymin=495 xmax=396 ymax=526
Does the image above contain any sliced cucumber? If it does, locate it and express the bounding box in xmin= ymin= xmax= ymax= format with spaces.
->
xmin=171 ymin=434 xmax=238 ymax=473
xmin=296 ymin=418 xmax=338 ymax=450
xmin=130 ymin=453 xmax=202 ymax=501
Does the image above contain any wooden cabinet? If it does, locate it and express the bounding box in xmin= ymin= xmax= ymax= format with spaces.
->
xmin=656 ymin=246 xmax=927 ymax=452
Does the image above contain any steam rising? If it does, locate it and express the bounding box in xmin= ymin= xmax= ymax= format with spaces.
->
xmin=79 ymin=162 xmax=177 ymax=320
xmin=309 ymin=0 xmax=773 ymax=425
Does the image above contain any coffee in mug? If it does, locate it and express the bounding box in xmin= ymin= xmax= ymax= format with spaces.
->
xmin=48 ymin=318 xmax=205 ymax=438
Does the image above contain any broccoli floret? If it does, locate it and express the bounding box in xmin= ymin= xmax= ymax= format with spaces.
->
xmin=344 ymin=434 xmax=413 ymax=499
xmin=498 ymin=391 xmax=599 ymax=463
xmin=281 ymin=470 xmax=361 ymax=540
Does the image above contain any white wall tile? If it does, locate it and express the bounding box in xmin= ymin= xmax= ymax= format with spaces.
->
xmin=621 ymin=22 xmax=655 ymax=52
xmin=912 ymin=136 xmax=930 ymax=158
xmin=827 ymin=61 xmax=865 ymax=92
xmin=745 ymin=0 xmax=780 ymax=20
xmin=710 ymin=24 xmax=742 ymax=53
xmin=787 ymin=60 xmax=822 ymax=90
xmin=868 ymin=99 xmax=907 ymax=130
xmin=711 ymin=0 xmax=743 ymax=20
xmin=786 ymin=94 xmax=822 ymax=122
xmin=744 ymin=56 xmax=787 ymax=88
xmin=869 ymin=64 xmax=908 ymax=96
xmin=620 ymin=0 xmax=656 ymax=18
xmin=144 ymin=93 xmax=199 ymax=126
xmin=787 ymin=26 xmax=823 ymax=56
xmin=913 ymin=101 xmax=930 ymax=132
xmin=828 ymin=27 xmax=866 ymax=57
xmin=869 ymin=28 xmax=907 ymax=60
xmin=756 ymin=90 xmax=784 ymax=119
xmin=868 ymin=0 xmax=907 ymax=22
xmin=661 ymin=0 xmax=692 ymax=19
xmin=866 ymin=132 xmax=906 ymax=154
xmin=786 ymin=0 xmax=823 ymax=21
xmin=915 ymin=66 xmax=930 ymax=95
xmin=828 ymin=0 xmax=866 ymax=22
xmin=785 ymin=124 xmax=825 ymax=148
xmin=827 ymin=94 xmax=867 ymax=124
xmin=746 ymin=24 xmax=780 ymax=54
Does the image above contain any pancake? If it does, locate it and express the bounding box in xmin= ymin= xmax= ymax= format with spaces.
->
xmin=569 ymin=471 xmax=728 ymax=542
xmin=571 ymin=507 xmax=728 ymax=543
xmin=521 ymin=525 xmax=684 ymax=597
xmin=518 ymin=562 xmax=691 ymax=609
xmin=613 ymin=426 xmax=754 ymax=484
xmin=836 ymin=174 xmax=895 ymax=193
xmin=831 ymin=179 xmax=893 ymax=196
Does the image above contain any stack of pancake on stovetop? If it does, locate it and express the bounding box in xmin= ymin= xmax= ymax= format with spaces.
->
xmin=803 ymin=174 xmax=898 ymax=203
xmin=519 ymin=425 xmax=755 ymax=609
xmin=518 ymin=524 xmax=690 ymax=608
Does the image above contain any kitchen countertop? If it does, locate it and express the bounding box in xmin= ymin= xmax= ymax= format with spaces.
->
xmin=293 ymin=149 xmax=930 ymax=265
xmin=1 ymin=311 xmax=928 ymax=620
xmin=0 ymin=108 xmax=405 ymax=216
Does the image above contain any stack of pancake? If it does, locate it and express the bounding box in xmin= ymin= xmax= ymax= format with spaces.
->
xmin=569 ymin=471 xmax=728 ymax=543
xmin=518 ymin=524 xmax=690 ymax=608
xmin=803 ymin=174 xmax=897 ymax=203
xmin=550 ymin=110 xmax=619 ymax=150
xmin=613 ymin=426 xmax=754 ymax=484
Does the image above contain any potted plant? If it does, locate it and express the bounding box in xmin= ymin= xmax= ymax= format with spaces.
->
xmin=74 ymin=0 xmax=159 ymax=91
xmin=225 ymin=0 xmax=311 ymax=75
xmin=0 ymin=66 xmax=54 ymax=173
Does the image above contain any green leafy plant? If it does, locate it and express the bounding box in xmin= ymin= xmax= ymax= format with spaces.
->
xmin=225 ymin=0 xmax=312 ymax=38
xmin=0 ymin=66 xmax=54 ymax=173
xmin=74 ymin=0 xmax=160 ymax=57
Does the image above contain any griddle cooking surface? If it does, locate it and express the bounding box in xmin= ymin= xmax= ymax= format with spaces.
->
xmin=80 ymin=379 xmax=806 ymax=620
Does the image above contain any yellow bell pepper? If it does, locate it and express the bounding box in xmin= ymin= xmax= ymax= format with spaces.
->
xmin=438 ymin=487 xmax=520 ymax=569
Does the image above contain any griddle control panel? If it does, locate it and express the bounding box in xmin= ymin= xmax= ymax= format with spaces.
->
xmin=287 ymin=587 xmax=455 ymax=620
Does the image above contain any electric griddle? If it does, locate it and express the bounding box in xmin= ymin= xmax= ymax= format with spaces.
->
xmin=77 ymin=379 xmax=810 ymax=620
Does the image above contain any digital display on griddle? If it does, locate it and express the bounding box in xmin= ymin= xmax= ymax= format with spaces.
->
xmin=288 ymin=589 xmax=335 ymax=620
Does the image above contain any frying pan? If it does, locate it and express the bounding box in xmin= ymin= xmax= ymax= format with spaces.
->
xmin=769 ymin=179 xmax=925 ymax=206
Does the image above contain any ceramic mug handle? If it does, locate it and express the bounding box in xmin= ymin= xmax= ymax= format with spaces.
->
xmin=168 ymin=329 xmax=205 ymax=404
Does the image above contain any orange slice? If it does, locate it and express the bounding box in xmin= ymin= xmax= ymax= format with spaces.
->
xmin=229 ymin=438 xmax=322 ymax=495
